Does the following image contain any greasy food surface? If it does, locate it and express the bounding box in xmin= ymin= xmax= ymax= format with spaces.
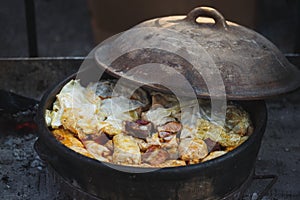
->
xmin=46 ymin=79 xmax=253 ymax=168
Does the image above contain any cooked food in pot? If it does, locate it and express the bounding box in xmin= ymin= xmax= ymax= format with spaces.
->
xmin=45 ymin=79 xmax=253 ymax=168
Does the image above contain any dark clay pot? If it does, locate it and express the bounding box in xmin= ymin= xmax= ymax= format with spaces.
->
xmin=35 ymin=73 xmax=267 ymax=200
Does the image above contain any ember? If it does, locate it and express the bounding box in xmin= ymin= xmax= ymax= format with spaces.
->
xmin=15 ymin=122 xmax=37 ymax=132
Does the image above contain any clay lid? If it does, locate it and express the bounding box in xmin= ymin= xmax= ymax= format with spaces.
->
xmin=95 ymin=7 xmax=300 ymax=100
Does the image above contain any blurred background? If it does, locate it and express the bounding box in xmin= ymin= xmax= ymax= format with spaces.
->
xmin=0 ymin=0 xmax=299 ymax=57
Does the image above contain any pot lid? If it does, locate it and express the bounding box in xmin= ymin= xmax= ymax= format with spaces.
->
xmin=94 ymin=7 xmax=300 ymax=100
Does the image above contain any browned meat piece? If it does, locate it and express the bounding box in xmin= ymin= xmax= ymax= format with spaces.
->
xmin=146 ymin=133 xmax=161 ymax=146
xmin=83 ymin=131 xmax=110 ymax=145
xmin=142 ymin=146 xmax=169 ymax=165
xmin=83 ymin=140 xmax=111 ymax=162
xmin=151 ymin=92 xmax=178 ymax=107
xmin=179 ymin=138 xmax=208 ymax=162
xmin=202 ymin=151 xmax=227 ymax=162
xmin=157 ymin=160 xmax=186 ymax=168
xmin=141 ymin=105 xmax=176 ymax=127
xmin=161 ymin=136 xmax=179 ymax=160
xmin=158 ymin=131 xmax=172 ymax=139
xmin=101 ymin=122 xmax=122 ymax=136
xmin=52 ymin=129 xmax=82 ymax=147
xmin=52 ymin=129 xmax=94 ymax=158
xmin=136 ymin=119 xmax=150 ymax=125
xmin=112 ymin=134 xmax=141 ymax=165
xmin=61 ymin=107 xmax=103 ymax=139
xmin=188 ymin=159 xmax=200 ymax=165
xmin=225 ymin=136 xmax=249 ymax=152
xmin=204 ymin=138 xmax=221 ymax=152
xmin=196 ymin=118 xmax=242 ymax=147
xmin=124 ymin=121 xmax=153 ymax=139
xmin=225 ymin=105 xmax=253 ymax=136
xmin=157 ymin=121 xmax=182 ymax=133
xmin=152 ymin=93 xmax=170 ymax=106
xmin=132 ymin=137 xmax=149 ymax=152
xmin=104 ymin=140 xmax=114 ymax=151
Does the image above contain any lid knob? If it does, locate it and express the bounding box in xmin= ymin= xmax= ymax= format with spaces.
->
xmin=185 ymin=7 xmax=228 ymax=29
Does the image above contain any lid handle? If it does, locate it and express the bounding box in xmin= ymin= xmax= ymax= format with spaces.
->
xmin=185 ymin=7 xmax=228 ymax=29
